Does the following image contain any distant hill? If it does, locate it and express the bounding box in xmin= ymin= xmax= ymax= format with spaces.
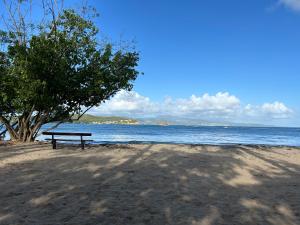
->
xmin=72 ymin=114 xmax=269 ymax=127
xmin=139 ymin=117 xmax=269 ymax=127
xmin=73 ymin=114 xmax=139 ymax=125
xmin=139 ymin=116 xmax=270 ymax=127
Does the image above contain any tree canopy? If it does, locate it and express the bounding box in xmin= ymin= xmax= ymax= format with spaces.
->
xmin=0 ymin=1 xmax=140 ymax=142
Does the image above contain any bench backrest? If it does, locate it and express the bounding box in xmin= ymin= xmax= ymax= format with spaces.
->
xmin=42 ymin=132 xmax=92 ymax=136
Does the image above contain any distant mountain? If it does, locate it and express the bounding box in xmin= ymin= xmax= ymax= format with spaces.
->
xmin=73 ymin=114 xmax=269 ymax=127
xmin=138 ymin=116 xmax=270 ymax=127
xmin=74 ymin=114 xmax=138 ymax=125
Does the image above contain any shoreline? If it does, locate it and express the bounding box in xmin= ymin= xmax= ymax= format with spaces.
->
xmin=87 ymin=142 xmax=300 ymax=148
xmin=2 ymin=140 xmax=300 ymax=149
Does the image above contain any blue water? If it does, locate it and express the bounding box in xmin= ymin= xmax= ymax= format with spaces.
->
xmin=35 ymin=123 xmax=300 ymax=146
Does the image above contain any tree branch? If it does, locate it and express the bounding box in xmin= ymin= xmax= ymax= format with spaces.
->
xmin=75 ymin=106 xmax=94 ymax=121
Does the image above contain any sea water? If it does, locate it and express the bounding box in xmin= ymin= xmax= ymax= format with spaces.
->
xmin=34 ymin=123 xmax=300 ymax=146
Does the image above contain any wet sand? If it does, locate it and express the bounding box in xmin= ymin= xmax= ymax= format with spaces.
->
xmin=0 ymin=142 xmax=300 ymax=225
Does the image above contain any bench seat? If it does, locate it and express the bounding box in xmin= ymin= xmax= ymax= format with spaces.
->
xmin=45 ymin=138 xmax=93 ymax=142
xmin=43 ymin=132 xmax=93 ymax=149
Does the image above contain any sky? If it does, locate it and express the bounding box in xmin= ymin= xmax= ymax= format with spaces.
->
xmin=1 ymin=0 xmax=300 ymax=126
xmin=91 ymin=0 xmax=300 ymax=127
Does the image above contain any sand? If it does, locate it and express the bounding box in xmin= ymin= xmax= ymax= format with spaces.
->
xmin=0 ymin=142 xmax=300 ymax=225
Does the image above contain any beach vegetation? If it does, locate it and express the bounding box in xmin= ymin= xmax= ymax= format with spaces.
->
xmin=0 ymin=0 xmax=140 ymax=142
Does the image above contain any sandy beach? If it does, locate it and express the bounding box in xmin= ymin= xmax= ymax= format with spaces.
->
xmin=0 ymin=143 xmax=299 ymax=225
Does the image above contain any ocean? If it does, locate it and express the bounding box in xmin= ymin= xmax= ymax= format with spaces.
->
xmin=36 ymin=123 xmax=300 ymax=146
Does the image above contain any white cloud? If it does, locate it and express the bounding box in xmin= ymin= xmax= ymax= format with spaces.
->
xmin=90 ymin=90 xmax=158 ymax=116
xmin=244 ymin=102 xmax=293 ymax=119
xmin=92 ymin=91 xmax=241 ymax=119
xmin=162 ymin=92 xmax=240 ymax=118
xmin=90 ymin=90 xmax=294 ymax=124
xmin=261 ymin=101 xmax=293 ymax=118
xmin=279 ymin=0 xmax=300 ymax=11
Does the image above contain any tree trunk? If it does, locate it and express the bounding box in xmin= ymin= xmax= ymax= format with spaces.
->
xmin=0 ymin=114 xmax=44 ymax=142
xmin=18 ymin=120 xmax=43 ymax=142
xmin=0 ymin=116 xmax=19 ymax=141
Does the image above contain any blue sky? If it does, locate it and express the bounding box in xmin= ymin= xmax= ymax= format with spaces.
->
xmin=91 ymin=0 xmax=300 ymax=126
xmin=1 ymin=0 xmax=300 ymax=126
xmin=91 ymin=0 xmax=300 ymax=102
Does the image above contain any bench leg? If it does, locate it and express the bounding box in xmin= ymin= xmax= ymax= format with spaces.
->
xmin=81 ymin=140 xmax=85 ymax=150
xmin=52 ymin=140 xmax=57 ymax=149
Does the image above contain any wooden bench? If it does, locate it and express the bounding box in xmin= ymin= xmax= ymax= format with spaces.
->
xmin=42 ymin=132 xmax=93 ymax=150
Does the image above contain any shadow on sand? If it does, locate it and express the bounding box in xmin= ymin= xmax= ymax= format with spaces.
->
xmin=0 ymin=143 xmax=299 ymax=225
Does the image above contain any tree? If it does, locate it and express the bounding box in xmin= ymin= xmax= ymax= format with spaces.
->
xmin=0 ymin=1 xmax=140 ymax=142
